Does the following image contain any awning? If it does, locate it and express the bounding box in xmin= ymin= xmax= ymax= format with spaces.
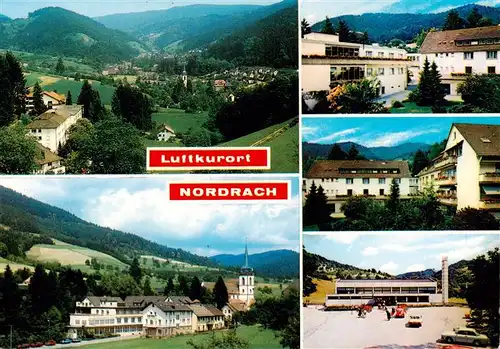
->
xmin=482 ymin=186 xmax=500 ymax=195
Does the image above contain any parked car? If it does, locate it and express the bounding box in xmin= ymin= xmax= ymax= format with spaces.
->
xmin=407 ymin=315 xmax=423 ymax=327
xmin=45 ymin=340 xmax=56 ymax=346
xmin=394 ymin=306 xmax=406 ymax=318
xmin=17 ymin=344 xmax=30 ymax=349
xmin=441 ymin=327 xmax=490 ymax=347
xmin=30 ymin=343 xmax=43 ymax=348
xmin=72 ymin=338 xmax=82 ymax=343
xmin=60 ymin=339 xmax=72 ymax=344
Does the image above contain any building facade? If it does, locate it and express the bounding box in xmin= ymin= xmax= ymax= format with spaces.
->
xmin=302 ymin=32 xmax=410 ymax=97
xmin=26 ymin=91 xmax=66 ymax=112
xmin=419 ymin=26 xmax=500 ymax=96
xmin=34 ymin=144 xmax=65 ymax=175
xmin=142 ymin=303 xmax=193 ymax=337
xmin=27 ymin=105 xmax=83 ymax=153
xmin=417 ymin=123 xmax=500 ymax=218
xmin=238 ymin=242 xmax=255 ymax=307
xmin=304 ymin=160 xmax=416 ymax=216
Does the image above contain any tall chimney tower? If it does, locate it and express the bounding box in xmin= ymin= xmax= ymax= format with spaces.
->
xmin=442 ymin=256 xmax=449 ymax=304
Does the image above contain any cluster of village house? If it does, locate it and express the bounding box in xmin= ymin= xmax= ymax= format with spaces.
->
xmin=66 ymin=245 xmax=274 ymax=338
xmin=302 ymin=25 xmax=500 ymax=101
xmin=303 ymin=123 xmax=500 ymax=219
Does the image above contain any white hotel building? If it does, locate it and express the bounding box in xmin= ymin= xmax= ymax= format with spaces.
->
xmin=302 ymin=32 xmax=410 ymax=97
xmin=419 ymin=25 xmax=500 ymax=96
xmin=417 ymin=123 xmax=500 ymax=219
xmin=303 ymin=160 xmax=417 ymax=216
xmin=326 ymin=256 xmax=449 ymax=306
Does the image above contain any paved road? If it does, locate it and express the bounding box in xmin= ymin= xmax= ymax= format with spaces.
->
xmin=303 ymin=306 xmax=477 ymax=349
xmin=376 ymin=85 xmax=417 ymax=107
xmin=7 ymin=335 xmax=140 ymax=349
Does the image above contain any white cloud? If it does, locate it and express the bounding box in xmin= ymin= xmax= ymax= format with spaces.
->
xmin=84 ymin=187 xmax=299 ymax=249
xmin=376 ymin=236 xmax=488 ymax=254
xmin=380 ymin=261 xmax=398 ymax=273
xmin=406 ymin=264 xmax=426 ymax=272
xmin=362 ymin=247 xmax=379 ymax=256
xmin=1 ymin=177 xmax=66 ymax=199
xmin=323 ymin=232 xmax=361 ymax=244
xmin=302 ymin=126 xmax=318 ymax=136
xmin=362 ymin=129 xmax=441 ymax=147
xmin=309 ymin=128 xmax=361 ymax=144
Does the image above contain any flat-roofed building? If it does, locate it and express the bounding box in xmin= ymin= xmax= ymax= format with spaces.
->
xmin=302 ymin=32 xmax=410 ymax=98
xmin=304 ymin=160 xmax=417 ymax=216
xmin=417 ymin=123 xmax=500 ymax=218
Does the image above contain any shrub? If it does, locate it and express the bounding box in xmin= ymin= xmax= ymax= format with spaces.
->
xmin=391 ymin=100 xmax=404 ymax=108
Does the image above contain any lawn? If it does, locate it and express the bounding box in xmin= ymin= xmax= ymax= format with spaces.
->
xmin=80 ymin=325 xmax=283 ymax=349
xmin=140 ymin=255 xmax=219 ymax=272
xmin=151 ymin=108 xmax=209 ymax=134
xmin=220 ymin=119 xmax=299 ymax=173
xmin=0 ymin=257 xmax=34 ymax=272
xmin=304 ymin=278 xmax=335 ymax=304
xmin=26 ymin=240 xmax=127 ymax=271
xmin=44 ymin=79 xmax=116 ymax=105
xmin=390 ymin=101 xmax=463 ymax=113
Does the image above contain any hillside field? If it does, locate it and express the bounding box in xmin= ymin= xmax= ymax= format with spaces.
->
xmin=151 ymin=108 xmax=209 ymax=134
xmin=24 ymin=72 xmax=116 ymax=105
xmin=0 ymin=257 xmax=34 ymax=272
xmin=26 ymin=239 xmax=127 ymax=271
xmin=304 ymin=278 xmax=335 ymax=304
xmin=81 ymin=325 xmax=282 ymax=349
xmin=140 ymin=255 xmax=219 ymax=272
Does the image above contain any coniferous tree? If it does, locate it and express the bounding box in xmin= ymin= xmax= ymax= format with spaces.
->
xmin=129 ymin=258 xmax=142 ymax=285
xmin=301 ymin=19 xmax=311 ymax=38
xmin=111 ymin=83 xmax=152 ymax=131
xmin=321 ymin=16 xmax=335 ymax=35
xmin=77 ymin=80 xmax=104 ymax=123
xmin=337 ymin=20 xmax=351 ymax=42
xmin=414 ymin=57 xmax=435 ymax=106
xmin=189 ymin=276 xmax=203 ymax=301
xmin=143 ymin=277 xmax=154 ymax=296
xmin=412 ymin=149 xmax=429 ymax=176
xmin=347 ymin=144 xmax=362 ymax=160
xmin=0 ymin=56 xmax=15 ymax=126
xmin=443 ymin=10 xmax=465 ymax=30
xmin=32 ymin=82 xmax=47 ymax=116
xmin=327 ymin=144 xmax=346 ymax=160
xmin=213 ymin=276 xmax=228 ymax=309
xmin=55 ymin=57 xmax=65 ymax=75
xmin=164 ymin=277 xmax=175 ymax=296
xmin=467 ymin=7 xmax=482 ymax=28
xmin=177 ymin=275 xmax=189 ymax=296
xmin=0 ymin=265 xmax=22 ymax=328
xmin=429 ymin=61 xmax=446 ymax=106
xmin=5 ymin=52 xmax=27 ymax=116
xmin=387 ymin=178 xmax=400 ymax=211
xmin=66 ymin=90 xmax=72 ymax=105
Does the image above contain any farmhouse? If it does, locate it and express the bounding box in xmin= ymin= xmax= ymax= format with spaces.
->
xmin=419 ymin=25 xmax=500 ymax=97
xmin=325 ymin=257 xmax=449 ymax=307
xmin=34 ymin=143 xmax=65 ymax=175
xmin=214 ymin=80 xmax=227 ymax=91
xmin=304 ymin=160 xmax=418 ymax=216
xmin=189 ymin=304 xmax=225 ymax=332
xmin=301 ymin=32 xmax=410 ymax=97
xmin=27 ymin=105 xmax=83 ymax=153
xmin=157 ymin=124 xmax=176 ymax=142
xmin=417 ymin=123 xmax=500 ymax=218
xmin=26 ymin=90 xmax=66 ymax=112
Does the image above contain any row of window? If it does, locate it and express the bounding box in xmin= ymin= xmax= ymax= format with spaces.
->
xmin=456 ymin=39 xmax=500 ymax=46
xmin=336 ymin=287 xmax=437 ymax=294
xmin=319 ymin=178 xmax=402 ymax=184
xmin=324 ymin=46 xmax=405 ymax=59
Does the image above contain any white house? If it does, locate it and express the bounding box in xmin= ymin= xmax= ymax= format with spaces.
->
xmin=142 ymin=302 xmax=193 ymax=337
xmin=157 ymin=124 xmax=176 ymax=142
xmin=304 ymin=160 xmax=417 ymax=216
xmin=417 ymin=123 xmax=500 ymax=218
xmin=26 ymin=91 xmax=66 ymax=112
xmin=419 ymin=25 xmax=500 ymax=96
xmin=302 ymin=32 xmax=410 ymax=97
xmin=33 ymin=143 xmax=65 ymax=175
xmin=189 ymin=304 xmax=225 ymax=332
xmin=27 ymin=105 xmax=83 ymax=153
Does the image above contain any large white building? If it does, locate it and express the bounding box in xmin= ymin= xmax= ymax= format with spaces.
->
xmin=419 ymin=25 xmax=500 ymax=96
xmin=26 ymin=90 xmax=66 ymax=112
xmin=325 ymin=256 xmax=449 ymax=306
xmin=68 ymin=295 xmax=225 ymax=338
xmin=302 ymin=32 xmax=410 ymax=97
xmin=417 ymin=123 xmax=500 ymax=218
xmin=304 ymin=160 xmax=417 ymax=216
xmin=27 ymin=105 xmax=83 ymax=153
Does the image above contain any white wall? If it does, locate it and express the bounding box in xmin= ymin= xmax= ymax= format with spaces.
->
xmin=422 ymin=50 xmax=500 ymax=75
xmin=142 ymin=304 xmax=192 ymax=329
xmin=305 ymin=177 xmax=412 ymax=197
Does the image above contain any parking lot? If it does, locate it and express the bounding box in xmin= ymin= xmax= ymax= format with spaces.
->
xmin=303 ymin=306 xmax=472 ymax=349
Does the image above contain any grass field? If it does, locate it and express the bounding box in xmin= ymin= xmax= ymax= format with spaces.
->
xmin=140 ymin=255 xmax=219 ymax=272
xmin=220 ymin=119 xmax=299 ymax=173
xmin=304 ymin=278 xmax=335 ymax=304
xmin=24 ymin=72 xmax=116 ymax=105
xmin=151 ymin=108 xmax=209 ymax=134
xmin=81 ymin=325 xmax=282 ymax=349
xmin=0 ymin=257 xmax=34 ymax=272
xmin=390 ymin=101 xmax=463 ymax=113
xmin=26 ymin=239 xmax=127 ymax=271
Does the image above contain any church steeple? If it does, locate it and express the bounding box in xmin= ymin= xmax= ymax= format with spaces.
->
xmin=244 ymin=238 xmax=249 ymax=268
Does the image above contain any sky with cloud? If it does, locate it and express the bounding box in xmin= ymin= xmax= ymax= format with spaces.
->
xmin=303 ymin=233 xmax=500 ymax=275
xmin=1 ymin=0 xmax=278 ymax=19
xmin=0 ymin=175 xmax=300 ymax=257
xmin=302 ymin=116 xmax=500 ymax=147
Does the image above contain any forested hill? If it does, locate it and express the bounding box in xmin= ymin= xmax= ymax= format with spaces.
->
xmin=311 ymin=4 xmax=500 ymax=42
xmin=211 ymin=249 xmax=299 ymax=278
xmin=0 ymin=7 xmax=146 ymax=63
xmin=204 ymin=6 xmax=298 ymax=68
xmin=0 ymin=14 xmax=10 ymax=23
xmin=0 ymin=185 xmax=216 ymax=268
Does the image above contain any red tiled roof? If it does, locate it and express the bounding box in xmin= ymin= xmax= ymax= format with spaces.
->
xmin=420 ymin=26 xmax=500 ymax=53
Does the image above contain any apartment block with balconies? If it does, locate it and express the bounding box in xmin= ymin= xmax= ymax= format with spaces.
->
xmin=417 ymin=123 xmax=500 ymax=218
xmin=419 ymin=25 xmax=500 ymax=97
xmin=303 ymin=160 xmax=416 ymax=217
xmin=302 ymin=32 xmax=410 ymax=97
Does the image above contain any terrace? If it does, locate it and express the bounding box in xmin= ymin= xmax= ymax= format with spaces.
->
xmin=479 ymin=172 xmax=500 ymax=184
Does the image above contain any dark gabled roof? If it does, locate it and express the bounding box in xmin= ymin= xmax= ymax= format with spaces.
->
xmin=151 ymin=302 xmax=192 ymax=313
xmin=189 ymin=304 xmax=224 ymax=317
xmin=305 ymin=160 xmax=411 ymax=179
xmin=420 ymin=26 xmax=500 ymax=54
xmin=454 ymin=123 xmax=500 ymax=157
xmin=124 ymin=296 xmax=168 ymax=306
xmin=86 ymin=296 xmax=122 ymax=306
xmin=166 ymin=296 xmax=193 ymax=304
xmin=35 ymin=143 xmax=61 ymax=165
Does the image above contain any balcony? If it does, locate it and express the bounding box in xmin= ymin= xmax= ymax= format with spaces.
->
xmin=479 ymin=200 xmax=500 ymax=209
xmin=434 ymin=157 xmax=457 ymax=170
xmin=437 ymin=194 xmax=457 ymax=206
xmin=479 ymin=173 xmax=500 ymax=184
xmin=435 ymin=176 xmax=457 ymax=186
